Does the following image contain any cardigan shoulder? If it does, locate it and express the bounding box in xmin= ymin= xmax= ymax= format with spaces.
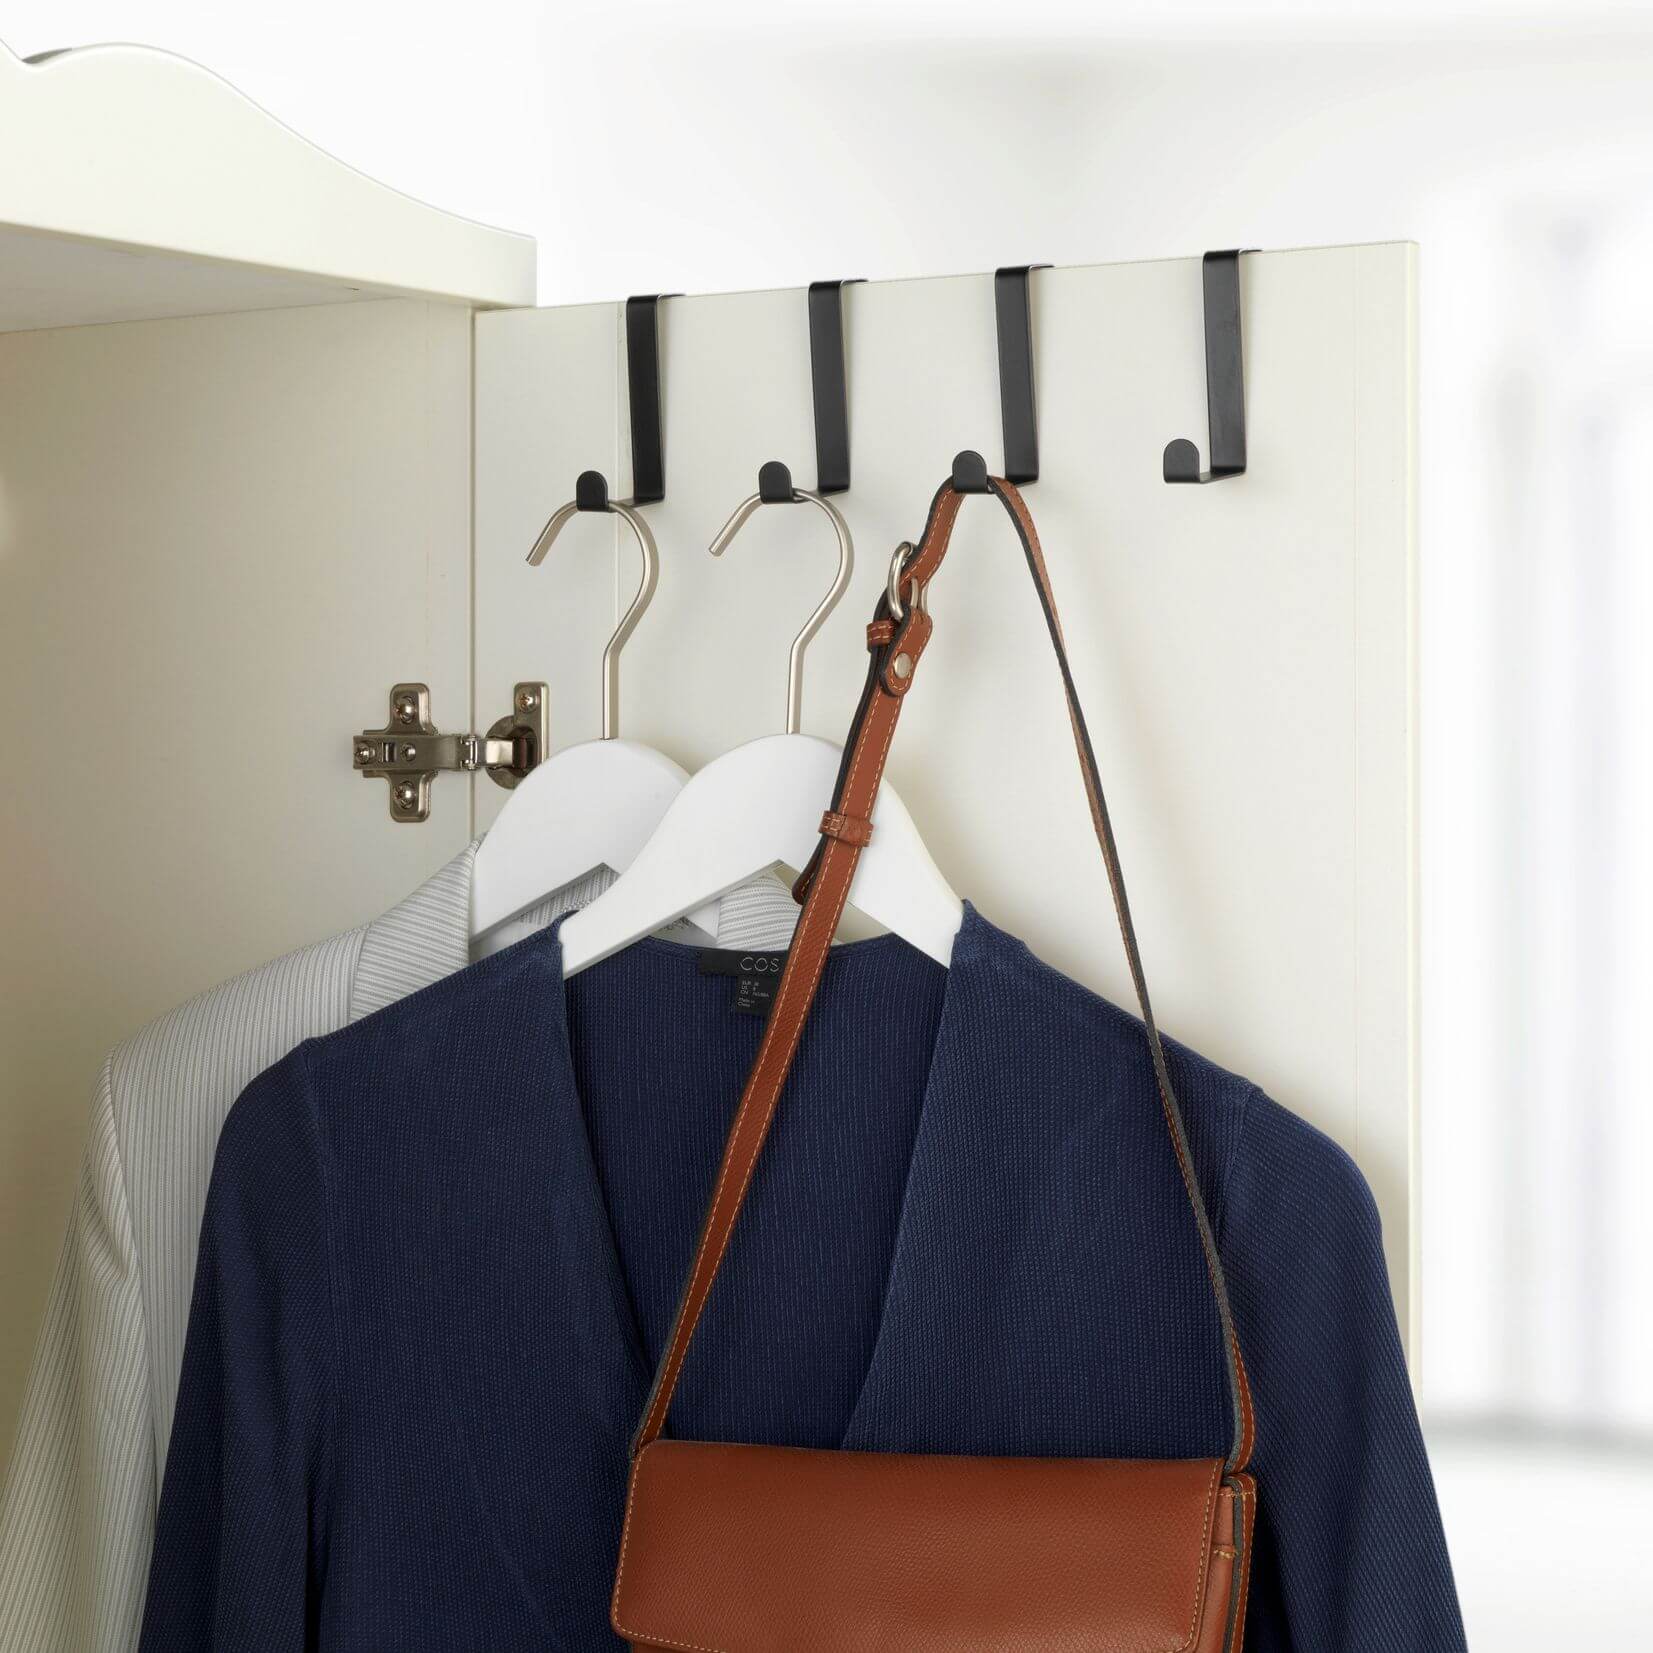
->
xmin=972 ymin=910 xmax=1397 ymax=1287
xmin=298 ymin=922 xmax=548 ymax=1071
xmin=964 ymin=912 xmax=1267 ymax=1216
xmin=971 ymin=914 xmax=1260 ymax=1093
xmin=293 ymin=923 xmax=557 ymax=1151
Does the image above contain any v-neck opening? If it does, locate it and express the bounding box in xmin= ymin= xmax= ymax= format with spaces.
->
xmin=834 ymin=911 xmax=984 ymax=1444
xmin=526 ymin=924 xmax=654 ymax=1394
xmin=533 ymin=910 xmax=974 ymax=1446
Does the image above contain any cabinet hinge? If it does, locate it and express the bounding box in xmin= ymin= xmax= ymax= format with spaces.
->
xmin=351 ymin=682 xmax=549 ymax=823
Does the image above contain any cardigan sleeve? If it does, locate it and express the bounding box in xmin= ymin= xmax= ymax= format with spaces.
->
xmin=1220 ymin=1088 xmax=1466 ymax=1652
xmin=0 ymin=1060 xmax=154 ymax=1653
xmin=137 ymin=1050 xmax=335 ymax=1651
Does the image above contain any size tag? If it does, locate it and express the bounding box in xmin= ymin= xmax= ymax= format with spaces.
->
xmin=698 ymin=948 xmax=789 ymax=1017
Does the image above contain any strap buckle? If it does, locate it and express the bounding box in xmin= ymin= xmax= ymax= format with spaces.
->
xmin=886 ymin=540 xmax=929 ymax=623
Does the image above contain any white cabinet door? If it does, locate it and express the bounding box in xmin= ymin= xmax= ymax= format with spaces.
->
xmin=0 ymin=298 xmax=474 ymax=1452
xmin=474 ymin=245 xmax=1420 ymax=1359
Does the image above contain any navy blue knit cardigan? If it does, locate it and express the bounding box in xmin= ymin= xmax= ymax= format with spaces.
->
xmin=140 ymin=907 xmax=1464 ymax=1650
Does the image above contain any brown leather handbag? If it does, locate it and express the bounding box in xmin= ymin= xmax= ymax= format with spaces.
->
xmin=611 ymin=463 xmax=1258 ymax=1653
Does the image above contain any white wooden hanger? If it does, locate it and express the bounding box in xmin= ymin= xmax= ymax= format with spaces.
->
xmin=559 ymin=474 xmax=962 ymax=977
xmin=471 ymin=471 xmax=717 ymax=943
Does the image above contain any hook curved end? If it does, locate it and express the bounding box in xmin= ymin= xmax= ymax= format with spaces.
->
xmin=708 ymin=493 xmax=761 ymax=557
xmin=1163 ymin=438 xmax=1206 ymax=484
xmin=758 ymin=460 xmax=795 ymax=504
xmin=1163 ymin=437 xmax=1245 ymax=484
xmin=528 ymin=471 xmax=619 ymax=564
xmin=527 ymin=501 xmax=579 ymax=565
xmin=575 ymin=470 xmax=611 ymax=511
xmin=950 ymin=450 xmax=991 ymax=494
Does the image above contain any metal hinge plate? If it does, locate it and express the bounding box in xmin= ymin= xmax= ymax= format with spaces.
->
xmin=351 ymin=682 xmax=549 ymax=822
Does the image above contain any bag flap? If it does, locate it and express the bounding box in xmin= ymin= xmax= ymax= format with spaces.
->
xmin=611 ymin=1441 xmax=1234 ymax=1653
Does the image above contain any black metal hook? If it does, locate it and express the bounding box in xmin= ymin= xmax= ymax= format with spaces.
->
xmin=732 ymin=279 xmax=860 ymax=518
xmin=807 ymin=279 xmax=861 ymax=495
xmin=1163 ymin=251 xmax=1248 ymax=484
xmin=574 ymin=470 xmax=610 ymax=512
xmin=538 ymin=294 xmax=671 ymax=524
xmin=757 ymin=459 xmax=797 ymax=504
xmin=950 ymin=449 xmax=991 ymax=494
xmin=625 ymin=294 xmax=671 ymax=505
xmin=947 ymin=266 xmax=1045 ymax=495
xmin=996 ymin=265 xmax=1047 ymax=484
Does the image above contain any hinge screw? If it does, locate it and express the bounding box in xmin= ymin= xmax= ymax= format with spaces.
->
xmin=401 ymin=744 xmax=418 ymax=762
xmin=394 ymin=695 xmax=419 ymax=724
xmin=516 ymin=688 xmax=539 ymax=712
xmin=355 ymin=742 xmax=375 ymax=764
xmin=394 ymin=783 xmax=418 ymax=809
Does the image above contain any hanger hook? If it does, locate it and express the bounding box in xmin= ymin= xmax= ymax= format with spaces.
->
xmin=527 ymin=471 xmax=659 ymax=740
xmin=708 ymin=461 xmax=853 ymax=734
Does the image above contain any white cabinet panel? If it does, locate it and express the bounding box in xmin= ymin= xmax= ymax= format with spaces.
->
xmin=474 ymin=244 xmax=1420 ymax=1355
xmin=0 ymin=298 xmax=473 ymax=1454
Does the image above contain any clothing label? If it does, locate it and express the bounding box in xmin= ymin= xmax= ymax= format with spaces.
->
xmin=697 ymin=948 xmax=790 ymax=1017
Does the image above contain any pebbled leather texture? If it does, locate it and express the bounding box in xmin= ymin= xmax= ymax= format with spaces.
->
xmin=616 ymin=473 xmax=1255 ymax=1652
xmin=614 ymin=1442 xmax=1241 ymax=1653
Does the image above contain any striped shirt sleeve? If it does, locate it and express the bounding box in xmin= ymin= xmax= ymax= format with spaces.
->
xmin=0 ymin=1061 xmax=155 ymax=1653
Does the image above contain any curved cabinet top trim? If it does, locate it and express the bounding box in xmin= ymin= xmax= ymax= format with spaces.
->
xmin=0 ymin=39 xmax=536 ymax=330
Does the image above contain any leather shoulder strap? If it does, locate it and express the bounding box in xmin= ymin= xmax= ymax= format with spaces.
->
xmin=631 ymin=468 xmax=1255 ymax=1477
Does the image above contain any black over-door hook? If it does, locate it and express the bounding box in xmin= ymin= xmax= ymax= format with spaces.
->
xmin=995 ymin=264 xmax=1046 ymax=485
xmin=738 ymin=277 xmax=863 ymax=503
xmin=713 ymin=277 xmax=861 ymax=513
xmin=951 ymin=449 xmax=991 ymax=493
xmin=703 ymin=275 xmax=865 ymax=541
xmin=952 ymin=264 xmax=1046 ymax=495
xmin=807 ymin=279 xmax=861 ymax=495
xmin=525 ymin=294 xmax=673 ymax=591
xmin=624 ymin=293 xmax=671 ymax=505
xmin=1163 ymin=251 xmax=1248 ymax=484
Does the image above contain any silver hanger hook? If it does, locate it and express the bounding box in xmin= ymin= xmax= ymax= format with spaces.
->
xmin=527 ymin=471 xmax=658 ymax=741
xmin=709 ymin=462 xmax=853 ymax=734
